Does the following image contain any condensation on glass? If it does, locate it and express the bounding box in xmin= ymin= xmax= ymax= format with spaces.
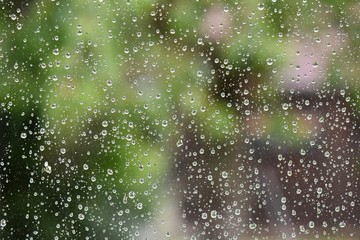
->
xmin=0 ymin=0 xmax=359 ymax=239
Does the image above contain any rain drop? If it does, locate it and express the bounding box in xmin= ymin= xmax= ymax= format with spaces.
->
xmin=257 ymin=3 xmax=265 ymax=10
xmin=0 ymin=219 xmax=6 ymax=227
xmin=266 ymin=58 xmax=274 ymax=65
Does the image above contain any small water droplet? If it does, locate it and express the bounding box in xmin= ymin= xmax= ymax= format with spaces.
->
xmin=126 ymin=134 xmax=133 ymax=141
xmin=52 ymin=48 xmax=59 ymax=55
xmin=309 ymin=221 xmax=315 ymax=228
xmin=282 ymin=103 xmax=289 ymax=110
xmin=266 ymin=58 xmax=274 ymax=65
xmin=43 ymin=162 xmax=52 ymax=174
xmin=257 ymin=3 xmax=265 ymax=10
xmin=339 ymin=221 xmax=346 ymax=228
xmin=176 ymin=139 xmax=183 ymax=147
xmin=0 ymin=219 xmax=6 ymax=227
xmin=162 ymin=120 xmax=168 ymax=127
xmin=249 ymin=223 xmax=257 ymax=229
xmin=300 ymin=149 xmax=306 ymax=156
xmin=128 ymin=191 xmax=136 ymax=199
xmin=83 ymin=164 xmax=89 ymax=170
xmin=210 ymin=210 xmax=217 ymax=218
xmin=102 ymin=121 xmax=108 ymax=127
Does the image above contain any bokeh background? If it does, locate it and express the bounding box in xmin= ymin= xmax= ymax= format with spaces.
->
xmin=0 ymin=0 xmax=359 ymax=239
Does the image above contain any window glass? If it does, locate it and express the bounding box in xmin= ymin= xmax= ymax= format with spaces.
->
xmin=0 ymin=0 xmax=359 ymax=239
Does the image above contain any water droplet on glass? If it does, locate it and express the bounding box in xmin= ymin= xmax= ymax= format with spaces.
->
xmin=102 ymin=121 xmax=108 ymax=127
xmin=176 ymin=139 xmax=183 ymax=147
xmin=0 ymin=219 xmax=6 ymax=227
xmin=266 ymin=58 xmax=274 ymax=65
xmin=83 ymin=164 xmax=89 ymax=170
xmin=257 ymin=3 xmax=265 ymax=10
xmin=210 ymin=210 xmax=217 ymax=218
xmin=43 ymin=162 xmax=52 ymax=174
xmin=282 ymin=103 xmax=289 ymax=110
xmin=300 ymin=149 xmax=306 ymax=155
xmin=128 ymin=191 xmax=136 ymax=199
xmin=249 ymin=223 xmax=257 ymax=229
xmin=78 ymin=213 xmax=85 ymax=220
xmin=52 ymin=48 xmax=59 ymax=55
xmin=309 ymin=221 xmax=315 ymax=228
xmin=136 ymin=202 xmax=143 ymax=209
xmin=162 ymin=120 xmax=168 ymax=127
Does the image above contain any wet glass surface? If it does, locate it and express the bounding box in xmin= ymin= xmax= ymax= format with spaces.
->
xmin=0 ymin=0 xmax=359 ymax=239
